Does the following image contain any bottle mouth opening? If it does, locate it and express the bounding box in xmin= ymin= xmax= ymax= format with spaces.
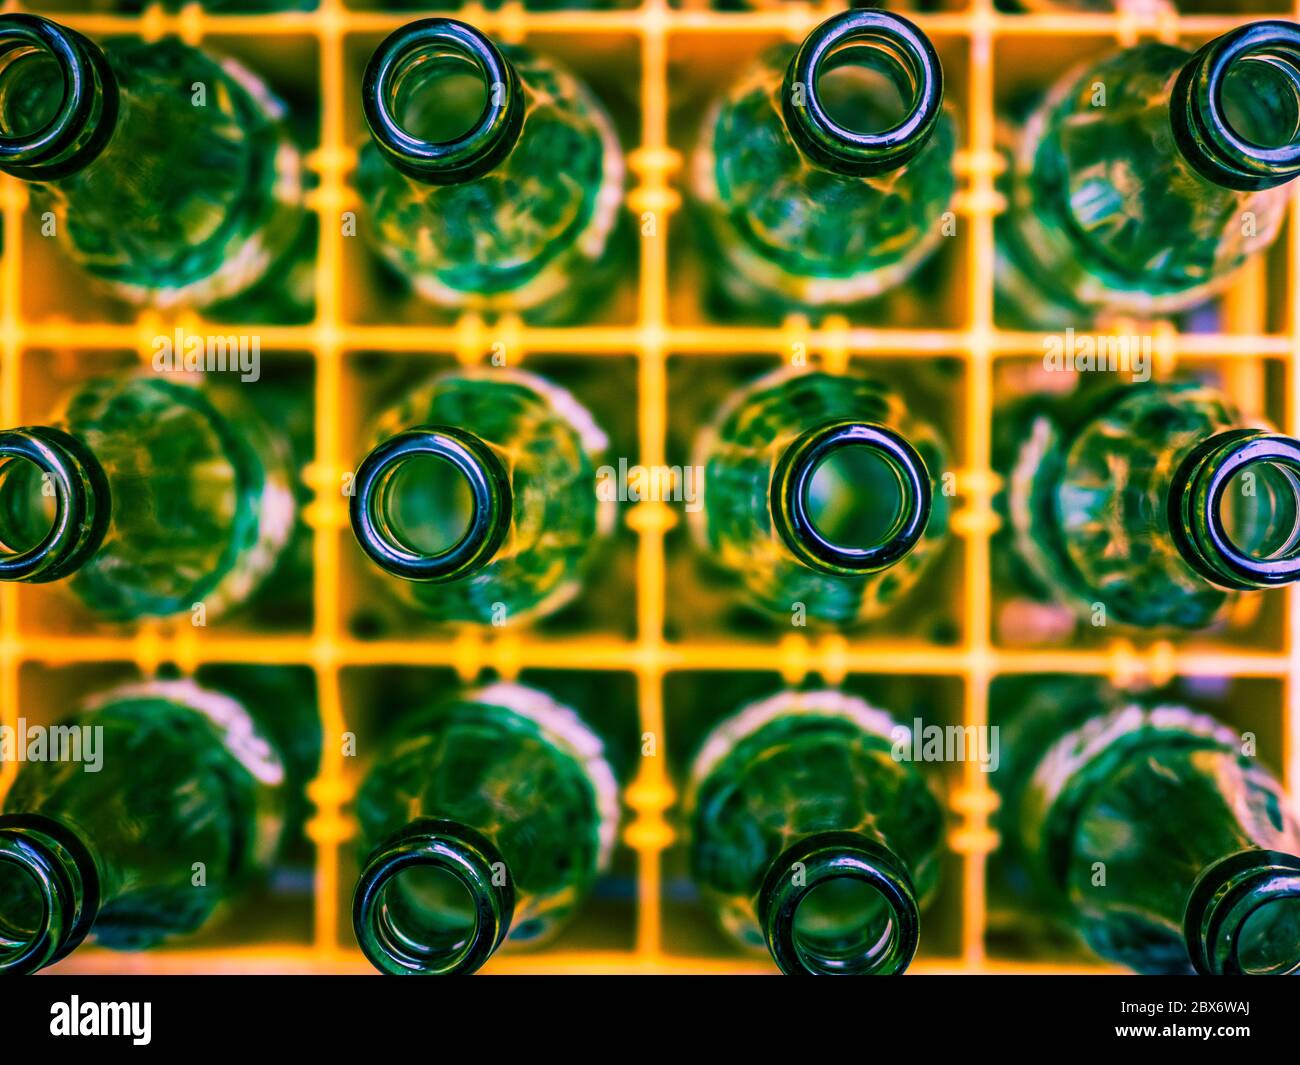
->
xmin=0 ymin=451 xmax=62 ymax=559
xmin=791 ymin=876 xmax=899 ymax=974
xmin=353 ymin=822 xmax=514 ymax=976
xmin=1185 ymin=849 xmax=1300 ymax=976
xmin=1236 ymin=895 xmax=1300 ymax=975
xmin=0 ymin=14 xmax=116 ymax=179
xmin=350 ymin=425 xmax=511 ymax=583
xmin=0 ymin=426 xmax=109 ymax=584
xmin=0 ymin=815 xmax=99 ymax=975
xmin=362 ymin=17 xmax=522 ymax=185
xmin=0 ymin=850 xmax=53 ymax=972
xmin=0 ymin=17 xmax=78 ymax=158
xmin=783 ymin=10 xmax=943 ymax=177
xmin=374 ymin=862 xmax=481 ymax=971
xmin=761 ymin=833 xmax=921 ymax=976
xmin=1173 ymin=21 xmax=1300 ymax=190
xmin=1221 ymin=47 xmax=1300 ymax=151
xmin=1172 ymin=430 xmax=1300 ymax=589
xmin=772 ymin=421 xmax=931 ymax=576
xmin=1219 ymin=457 xmax=1300 ymax=563
xmin=0 ymin=41 xmax=66 ymax=142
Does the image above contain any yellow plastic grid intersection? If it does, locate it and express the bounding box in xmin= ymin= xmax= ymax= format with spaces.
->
xmin=0 ymin=0 xmax=1296 ymax=975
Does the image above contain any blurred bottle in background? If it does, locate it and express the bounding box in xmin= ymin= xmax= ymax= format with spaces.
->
xmin=352 ymin=682 xmax=620 ymax=975
xmin=693 ymin=367 xmax=949 ymax=626
xmin=692 ymin=10 xmax=955 ymax=315
xmin=0 ymin=674 xmax=320 ymax=975
xmin=998 ymin=21 xmax=1300 ymax=325
xmin=357 ymin=19 xmax=625 ymax=322
xmin=0 ymin=14 xmax=311 ymax=317
xmin=996 ymin=677 xmax=1300 ymax=975
xmin=0 ymin=373 xmax=295 ymax=622
xmin=687 ymin=688 xmax=945 ymax=975
xmin=350 ymin=367 xmax=612 ymax=626
xmin=995 ymin=378 xmax=1300 ymax=630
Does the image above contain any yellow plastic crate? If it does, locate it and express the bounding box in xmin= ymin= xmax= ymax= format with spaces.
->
xmin=1 ymin=0 xmax=1297 ymax=976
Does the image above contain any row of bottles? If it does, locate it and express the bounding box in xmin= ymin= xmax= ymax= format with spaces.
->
xmin=3 ymin=362 xmax=1298 ymax=632
xmin=3 ymin=12 xmax=1299 ymax=323
xmin=0 ymin=672 xmax=1296 ymax=975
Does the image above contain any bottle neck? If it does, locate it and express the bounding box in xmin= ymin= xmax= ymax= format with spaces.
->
xmin=1168 ymin=429 xmax=1300 ymax=591
xmin=350 ymin=425 xmax=511 ymax=583
xmin=1170 ymin=20 xmax=1300 ymax=192
xmin=352 ymin=818 xmax=515 ymax=976
xmin=758 ymin=831 xmax=920 ymax=975
xmin=0 ymin=14 xmax=118 ymax=181
xmin=363 ymin=17 xmax=523 ymax=187
xmin=781 ymin=9 xmax=943 ymax=178
xmin=1185 ymin=850 xmax=1300 ymax=976
xmin=0 ymin=425 xmax=110 ymax=584
xmin=770 ymin=419 xmax=932 ymax=576
xmin=0 ymin=812 xmax=100 ymax=975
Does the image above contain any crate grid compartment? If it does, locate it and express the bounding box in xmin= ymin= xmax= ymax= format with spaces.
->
xmin=0 ymin=0 xmax=1297 ymax=974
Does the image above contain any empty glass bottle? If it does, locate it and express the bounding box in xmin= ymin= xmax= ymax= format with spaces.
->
xmin=692 ymin=9 xmax=955 ymax=312
xmin=352 ymin=682 xmax=620 ymax=976
xmin=350 ymin=367 xmax=610 ymax=625
xmin=0 ymin=675 xmax=319 ymax=975
xmin=0 ymin=14 xmax=309 ymax=312
xmin=998 ymin=21 xmax=1300 ymax=324
xmin=693 ymin=367 xmax=949 ymax=625
xmin=687 ymin=689 xmax=944 ymax=975
xmin=0 ymin=372 xmax=295 ymax=621
xmin=357 ymin=19 xmax=625 ymax=321
xmin=997 ymin=678 xmax=1300 ymax=975
xmin=996 ymin=378 xmax=1300 ymax=630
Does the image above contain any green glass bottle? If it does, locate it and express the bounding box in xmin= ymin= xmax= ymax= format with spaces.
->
xmin=0 ymin=675 xmax=319 ymax=975
xmin=687 ymin=689 xmax=944 ymax=975
xmin=998 ymin=21 xmax=1300 ymax=325
xmin=693 ymin=367 xmax=948 ymax=625
xmin=997 ymin=679 xmax=1300 ymax=975
xmin=356 ymin=19 xmax=624 ymax=322
xmin=350 ymin=367 xmax=610 ymax=626
xmin=691 ymin=10 xmax=955 ymax=313
xmin=0 ymin=372 xmax=295 ymax=621
xmin=0 ymin=14 xmax=308 ymax=313
xmin=352 ymin=681 xmax=620 ymax=976
xmin=996 ymin=379 xmax=1300 ymax=630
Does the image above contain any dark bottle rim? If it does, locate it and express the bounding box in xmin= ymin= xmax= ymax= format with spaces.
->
xmin=362 ymin=17 xmax=523 ymax=186
xmin=770 ymin=419 xmax=932 ymax=576
xmin=1170 ymin=20 xmax=1300 ymax=192
xmin=0 ymin=425 xmax=110 ymax=584
xmin=350 ymin=424 xmax=512 ymax=583
xmin=0 ymin=812 xmax=101 ymax=975
xmin=0 ymin=13 xmax=119 ymax=181
xmin=1184 ymin=849 xmax=1300 ymax=976
xmin=758 ymin=831 xmax=921 ymax=976
xmin=1168 ymin=428 xmax=1300 ymax=591
xmin=781 ymin=9 xmax=944 ymax=178
xmin=353 ymin=818 xmax=515 ymax=976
